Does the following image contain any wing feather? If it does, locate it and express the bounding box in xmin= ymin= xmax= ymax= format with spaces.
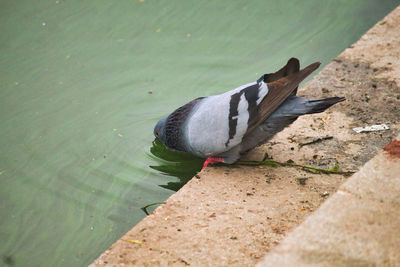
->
xmin=245 ymin=61 xmax=321 ymax=136
xmin=185 ymin=59 xmax=320 ymax=158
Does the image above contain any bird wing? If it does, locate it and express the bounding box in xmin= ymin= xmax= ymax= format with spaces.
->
xmin=244 ymin=61 xmax=320 ymax=136
xmin=263 ymin=57 xmax=300 ymax=94
xmin=184 ymin=59 xmax=320 ymax=157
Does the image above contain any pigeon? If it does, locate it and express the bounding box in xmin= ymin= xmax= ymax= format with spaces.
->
xmin=153 ymin=58 xmax=344 ymax=169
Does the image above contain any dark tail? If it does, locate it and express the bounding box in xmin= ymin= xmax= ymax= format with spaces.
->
xmin=306 ymin=97 xmax=345 ymax=114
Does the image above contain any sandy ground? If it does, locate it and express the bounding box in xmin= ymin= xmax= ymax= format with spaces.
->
xmin=90 ymin=6 xmax=400 ymax=266
xmin=257 ymin=135 xmax=400 ymax=266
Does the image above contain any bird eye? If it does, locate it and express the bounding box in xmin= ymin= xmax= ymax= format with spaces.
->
xmin=155 ymin=130 xmax=159 ymax=136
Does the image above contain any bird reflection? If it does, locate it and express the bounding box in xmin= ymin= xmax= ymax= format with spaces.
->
xmin=149 ymin=138 xmax=203 ymax=191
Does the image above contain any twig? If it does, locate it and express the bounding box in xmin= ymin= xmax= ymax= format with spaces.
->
xmin=236 ymin=156 xmax=354 ymax=176
xmin=141 ymin=201 xmax=166 ymax=215
xmin=299 ymin=136 xmax=333 ymax=147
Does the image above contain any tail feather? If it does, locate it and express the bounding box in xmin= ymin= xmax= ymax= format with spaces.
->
xmin=306 ymin=97 xmax=345 ymax=114
xmin=239 ymin=96 xmax=344 ymax=154
xmin=268 ymin=96 xmax=345 ymax=118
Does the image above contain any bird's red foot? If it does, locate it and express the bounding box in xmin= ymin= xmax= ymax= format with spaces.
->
xmin=202 ymin=157 xmax=225 ymax=170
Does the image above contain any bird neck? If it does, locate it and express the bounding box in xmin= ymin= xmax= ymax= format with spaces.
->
xmin=164 ymin=97 xmax=204 ymax=151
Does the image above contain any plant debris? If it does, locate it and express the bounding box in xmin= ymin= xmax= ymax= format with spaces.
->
xmin=299 ymin=136 xmax=333 ymax=147
xmin=236 ymin=154 xmax=354 ymax=176
xmin=121 ymin=239 xmax=143 ymax=245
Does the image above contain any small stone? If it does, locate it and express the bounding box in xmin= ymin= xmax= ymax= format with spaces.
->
xmin=296 ymin=177 xmax=309 ymax=185
xmin=320 ymin=191 xmax=329 ymax=198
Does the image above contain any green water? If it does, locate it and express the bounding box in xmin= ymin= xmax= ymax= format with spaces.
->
xmin=0 ymin=0 xmax=397 ymax=266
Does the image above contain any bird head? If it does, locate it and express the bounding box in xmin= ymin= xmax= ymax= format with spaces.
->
xmin=154 ymin=116 xmax=168 ymax=144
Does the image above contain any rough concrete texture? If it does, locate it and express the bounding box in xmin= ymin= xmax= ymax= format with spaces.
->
xmin=257 ymin=136 xmax=400 ymax=267
xmin=91 ymin=6 xmax=400 ymax=266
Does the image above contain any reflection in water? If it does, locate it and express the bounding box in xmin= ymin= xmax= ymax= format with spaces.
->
xmin=149 ymin=139 xmax=203 ymax=191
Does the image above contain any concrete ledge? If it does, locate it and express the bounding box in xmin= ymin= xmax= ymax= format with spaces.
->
xmin=257 ymin=136 xmax=400 ymax=266
xmin=91 ymin=5 xmax=400 ymax=266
